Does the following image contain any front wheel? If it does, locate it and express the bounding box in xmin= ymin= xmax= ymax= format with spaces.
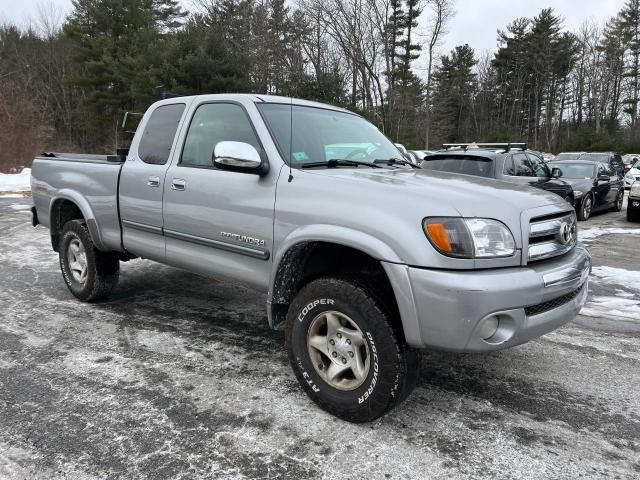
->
xmin=59 ymin=220 xmax=120 ymax=301
xmin=577 ymin=194 xmax=592 ymax=221
xmin=285 ymin=277 xmax=419 ymax=422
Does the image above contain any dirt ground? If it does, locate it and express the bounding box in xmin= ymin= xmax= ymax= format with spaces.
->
xmin=0 ymin=195 xmax=638 ymax=479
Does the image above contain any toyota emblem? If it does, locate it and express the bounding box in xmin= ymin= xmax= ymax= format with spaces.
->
xmin=557 ymin=222 xmax=575 ymax=245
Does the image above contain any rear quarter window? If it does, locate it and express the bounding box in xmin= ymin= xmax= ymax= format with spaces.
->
xmin=422 ymin=155 xmax=494 ymax=177
xmin=138 ymin=103 xmax=186 ymax=165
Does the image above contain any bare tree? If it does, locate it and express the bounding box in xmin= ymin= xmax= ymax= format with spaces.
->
xmin=422 ymin=0 xmax=455 ymax=148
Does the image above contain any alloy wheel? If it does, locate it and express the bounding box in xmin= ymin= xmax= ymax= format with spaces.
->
xmin=67 ymin=238 xmax=88 ymax=284
xmin=307 ymin=311 xmax=370 ymax=391
xmin=583 ymin=196 xmax=592 ymax=220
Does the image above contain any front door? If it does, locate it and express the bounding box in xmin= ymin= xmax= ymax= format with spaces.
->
xmin=162 ymin=101 xmax=277 ymax=291
xmin=119 ymin=102 xmax=188 ymax=261
xmin=503 ymin=152 xmax=549 ymax=187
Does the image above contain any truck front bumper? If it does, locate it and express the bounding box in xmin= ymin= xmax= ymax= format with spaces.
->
xmin=383 ymin=246 xmax=591 ymax=352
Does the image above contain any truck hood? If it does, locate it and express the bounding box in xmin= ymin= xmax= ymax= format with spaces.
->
xmin=305 ymin=167 xmax=568 ymax=217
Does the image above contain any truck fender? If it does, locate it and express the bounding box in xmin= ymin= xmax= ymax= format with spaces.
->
xmin=266 ymin=224 xmax=422 ymax=345
xmin=50 ymin=190 xmax=107 ymax=251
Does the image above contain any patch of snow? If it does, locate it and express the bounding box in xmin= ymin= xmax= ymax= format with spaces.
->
xmin=615 ymin=289 xmax=635 ymax=298
xmin=0 ymin=168 xmax=31 ymax=194
xmin=579 ymin=227 xmax=640 ymax=242
xmin=582 ymin=295 xmax=640 ymax=321
xmin=591 ymin=266 xmax=640 ymax=292
xmin=8 ymin=204 xmax=31 ymax=212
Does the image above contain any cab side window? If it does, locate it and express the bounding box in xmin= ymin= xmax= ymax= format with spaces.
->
xmin=181 ymin=103 xmax=261 ymax=168
xmin=510 ymin=153 xmax=535 ymax=176
xmin=138 ymin=103 xmax=186 ymax=165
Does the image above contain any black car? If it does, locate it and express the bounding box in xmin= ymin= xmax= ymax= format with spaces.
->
xmin=577 ymin=152 xmax=625 ymax=177
xmin=421 ymin=143 xmax=574 ymax=202
xmin=549 ymin=160 xmax=624 ymax=220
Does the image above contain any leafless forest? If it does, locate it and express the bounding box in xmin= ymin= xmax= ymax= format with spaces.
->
xmin=2 ymin=0 xmax=640 ymax=171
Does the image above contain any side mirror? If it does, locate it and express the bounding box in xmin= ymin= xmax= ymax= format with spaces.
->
xmin=213 ymin=141 xmax=269 ymax=176
xmin=551 ymin=167 xmax=562 ymax=178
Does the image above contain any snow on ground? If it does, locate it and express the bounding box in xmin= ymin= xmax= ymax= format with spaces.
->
xmin=0 ymin=168 xmax=31 ymax=195
xmin=581 ymin=296 xmax=640 ymax=321
xmin=579 ymin=226 xmax=640 ymax=241
xmin=591 ymin=266 xmax=640 ymax=292
xmin=583 ymin=266 xmax=640 ymax=321
xmin=8 ymin=204 xmax=31 ymax=212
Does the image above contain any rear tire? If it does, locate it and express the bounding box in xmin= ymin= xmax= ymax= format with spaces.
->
xmin=59 ymin=220 xmax=119 ymax=301
xmin=285 ymin=276 xmax=419 ymax=422
xmin=611 ymin=189 xmax=624 ymax=212
xmin=577 ymin=194 xmax=592 ymax=221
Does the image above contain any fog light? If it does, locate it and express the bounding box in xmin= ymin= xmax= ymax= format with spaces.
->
xmin=479 ymin=316 xmax=499 ymax=340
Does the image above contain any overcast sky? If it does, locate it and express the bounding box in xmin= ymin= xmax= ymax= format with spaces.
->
xmin=0 ymin=0 xmax=626 ymax=60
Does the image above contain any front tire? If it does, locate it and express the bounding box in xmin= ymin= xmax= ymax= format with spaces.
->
xmin=59 ymin=220 xmax=120 ymax=301
xmin=577 ymin=194 xmax=592 ymax=221
xmin=285 ymin=277 xmax=419 ymax=422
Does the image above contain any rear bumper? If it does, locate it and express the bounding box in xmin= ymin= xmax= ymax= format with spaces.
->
xmin=384 ymin=246 xmax=591 ymax=352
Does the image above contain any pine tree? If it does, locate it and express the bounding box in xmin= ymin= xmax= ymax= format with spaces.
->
xmin=64 ymin=0 xmax=185 ymax=149
xmin=431 ymin=44 xmax=478 ymax=143
xmin=619 ymin=0 xmax=640 ymax=128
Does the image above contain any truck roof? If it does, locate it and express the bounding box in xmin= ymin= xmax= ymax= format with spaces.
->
xmin=152 ymin=93 xmax=353 ymax=115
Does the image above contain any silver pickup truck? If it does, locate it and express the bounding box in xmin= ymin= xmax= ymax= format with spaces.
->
xmin=31 ymin=94 xmax=591 ymax=422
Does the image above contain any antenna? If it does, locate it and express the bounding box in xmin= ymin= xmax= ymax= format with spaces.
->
xmin=288 ymin=95 xmax=294 ymax=182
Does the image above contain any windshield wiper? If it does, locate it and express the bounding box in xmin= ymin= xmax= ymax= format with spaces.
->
xmin=373 ymin=157 xmax=421 ymax=169
xmin=301 ymin=159 xmax=381 ymax=169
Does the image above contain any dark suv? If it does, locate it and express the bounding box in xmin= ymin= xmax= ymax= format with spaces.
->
xmin=421 ymin=143 xmax=574 ymax=202
xmin=577 ymin=152 xmax=625 ymax=177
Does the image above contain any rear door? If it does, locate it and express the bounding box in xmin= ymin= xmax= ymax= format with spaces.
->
xmin=161 ymin=100 xmax=277 ymax=291
xmin=119 ymin=102 xmax=188 ymax=261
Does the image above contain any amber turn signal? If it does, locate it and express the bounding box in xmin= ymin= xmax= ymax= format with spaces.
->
xmin=425 ymin=223 xmax=452 ymax=252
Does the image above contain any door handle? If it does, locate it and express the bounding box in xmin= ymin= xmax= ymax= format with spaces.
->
xmin=171 ymin=178 xmax=186 ymax=191
xmin=147 ymin=176 xmax=160 ymax=187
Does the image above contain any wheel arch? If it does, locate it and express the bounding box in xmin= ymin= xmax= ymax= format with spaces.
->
xmin=49 ymin=191 xmax=106 ymax=252
xmin=267 ymin=226 xmax=420 ymax=345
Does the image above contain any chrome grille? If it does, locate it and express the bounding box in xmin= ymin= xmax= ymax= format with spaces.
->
xmin=528 ymin=211 xmax=577 ymax=262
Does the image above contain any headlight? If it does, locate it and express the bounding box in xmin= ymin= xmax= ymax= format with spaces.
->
xmin=573 ymin=190 xmax=583 ymax=197
xmin=423 ymin=217 xmax=516 ymax=258
xmin=631 ymin=181 xmax=640 ymax=196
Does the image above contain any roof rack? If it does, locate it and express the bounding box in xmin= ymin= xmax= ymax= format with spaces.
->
xmin=442 ymin=142 xmax=527 ymax=151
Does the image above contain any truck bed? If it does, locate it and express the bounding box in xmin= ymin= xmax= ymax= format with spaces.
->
xmin=31 ymin=153 xmax=125 ymax=252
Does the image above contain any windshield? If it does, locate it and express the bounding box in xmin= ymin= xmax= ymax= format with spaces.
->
xmin=258 ymin=104 xmax=401 ymax=167
xmin=579 ymin=153 xmax=609 ymax=162
xmin=421 ymin=155 xmax=494 ymax=177
xmin=551 ymin=163 xmax=595 ymax=179
xmin=555 ymin=152 xmax=581 ymax=160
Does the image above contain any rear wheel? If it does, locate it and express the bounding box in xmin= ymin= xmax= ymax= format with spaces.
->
xmin=577 ymin=194 xmax=592 ymax=221
xmin=59 ymin=220 xmax=119 ymax=301
xmin=285 ymin=276 xmax=419 ymax=422
xmin=611 ymin=188 xmax=624 ymax=212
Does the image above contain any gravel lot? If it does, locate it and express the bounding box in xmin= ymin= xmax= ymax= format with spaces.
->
xmin=0 ymin=195 xmax=639 ymax=479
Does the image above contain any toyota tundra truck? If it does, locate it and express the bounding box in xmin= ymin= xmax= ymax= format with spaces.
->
xmin=30 ymin=94 xmax=591 ymax=422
